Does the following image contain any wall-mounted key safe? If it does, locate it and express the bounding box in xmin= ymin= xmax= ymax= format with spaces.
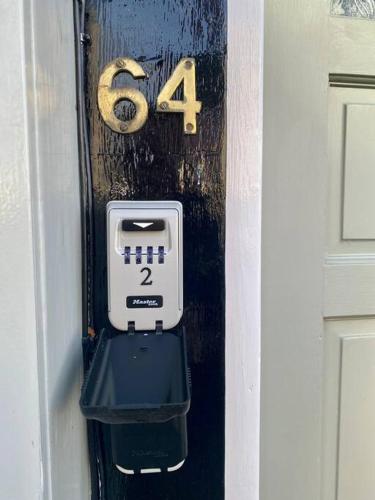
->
xmin=107 ymin=200 xmax=183 ymax=331
xmin=80 ymin=200 xmax=191 ymax=475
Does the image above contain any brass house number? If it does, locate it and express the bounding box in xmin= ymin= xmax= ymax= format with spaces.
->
xmin=98 ymin=57 xmax=202 ymax=135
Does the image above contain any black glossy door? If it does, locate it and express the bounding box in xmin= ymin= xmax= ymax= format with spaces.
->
xmin=80 ymin=1 xmax=226 ymax=498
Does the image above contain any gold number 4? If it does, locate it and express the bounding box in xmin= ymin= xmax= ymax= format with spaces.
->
xmin=97 ymin=57 xmax=201 ymax=135
xmin=157 ymin=58 xmax=202 ymax=134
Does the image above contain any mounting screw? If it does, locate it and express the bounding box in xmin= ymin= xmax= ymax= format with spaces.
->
xmin=186 ymin=123 xmax=194 ymax=132
xmin=160 ymin=101 xmax=169 ymax=110
xmin=116 ymin=58 xmax=126 ymax=68
xmin=185 ymin=60 xmax=193 ymax=69
xmin=120 ymin=123 xmax=128 ymax=132
xmin=80 ymin=32 xmax=91 ymax=45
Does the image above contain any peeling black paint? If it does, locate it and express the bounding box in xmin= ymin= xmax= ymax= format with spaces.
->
xmin=82 ymin=0 xmax=226 ymax=498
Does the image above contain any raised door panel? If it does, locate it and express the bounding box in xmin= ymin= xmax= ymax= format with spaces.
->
xmin=342 ymin=104 xmax=375 ymax=240
xmin=323 ymin=321 xmax=375 ymax=500
xmin=337 ymin=335 xmax=375 ymax=500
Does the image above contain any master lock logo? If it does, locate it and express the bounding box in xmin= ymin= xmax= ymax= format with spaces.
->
xmin=126 ymin=295 xmax=163 ymax=308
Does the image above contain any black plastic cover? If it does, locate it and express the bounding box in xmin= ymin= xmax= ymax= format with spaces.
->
xmin=80 ymin=328 xmax=190 ymax=425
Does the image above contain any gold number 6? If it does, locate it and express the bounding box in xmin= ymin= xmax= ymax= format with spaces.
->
xmin=97 ymin=57 xmax=148 ymax=134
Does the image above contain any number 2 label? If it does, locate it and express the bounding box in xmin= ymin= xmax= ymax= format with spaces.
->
xmin=140 ymin=267 xmax=153 ymax=286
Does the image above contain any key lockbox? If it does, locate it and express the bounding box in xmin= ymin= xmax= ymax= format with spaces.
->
xmin=80 ymin=201 xmax=190 ymax=474
xmin=107 ymin=200 xmax=183 ymax=331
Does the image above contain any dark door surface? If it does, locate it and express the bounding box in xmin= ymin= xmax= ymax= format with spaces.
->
xmin=80 ymin=1 xmax=226 ymax=498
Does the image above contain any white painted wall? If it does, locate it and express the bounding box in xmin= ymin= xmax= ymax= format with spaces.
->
xmin=226 ymin=0 xmax=263 ymax=499
xmin=0 ymin=0 xmax=89 ymax=498
xmin=0 ymin=2 xmax=43 ymax=497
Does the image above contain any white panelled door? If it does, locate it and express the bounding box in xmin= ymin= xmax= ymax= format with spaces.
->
xmin=262 ymin=2 xmax=375 ymax=500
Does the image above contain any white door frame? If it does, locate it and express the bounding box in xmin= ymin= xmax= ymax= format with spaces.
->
xmin=25 ymin=0 xmax=90 ymax=497
xmin=0 ymin=0 xmax=90 ymax=498
xmin=226 ymin=1 xmax=263 ymax=499
xmin=260 ymin=1 xmax=328 ymax=499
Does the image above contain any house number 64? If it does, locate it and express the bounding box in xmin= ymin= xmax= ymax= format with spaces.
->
xmin=97 ymin=57 xmax=202 ymax=135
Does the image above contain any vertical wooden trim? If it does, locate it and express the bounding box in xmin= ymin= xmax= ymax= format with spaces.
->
xmin=0 ymin=2 xmax=42 ymax=498
xmin=23 ymin=0 xmax=90 ymax=498
xmin=261 ymin=2 xmax=328 ymax=499
xmin=226 ymin=0 xmax=263 ymax=498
